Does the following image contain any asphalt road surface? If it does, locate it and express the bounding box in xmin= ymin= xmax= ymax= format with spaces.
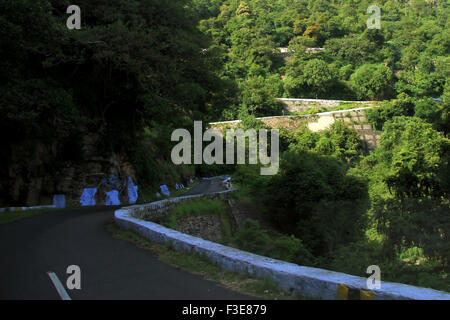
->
xmin=0 ymin=178 xmax=252 ymax=300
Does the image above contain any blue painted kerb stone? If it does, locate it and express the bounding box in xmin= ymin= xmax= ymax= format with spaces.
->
xmin=53 ymin=195 xmax=66 ymax=208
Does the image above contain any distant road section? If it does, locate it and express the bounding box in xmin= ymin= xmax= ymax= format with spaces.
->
xmin=182 ymin=178 xmax=228 ymax=196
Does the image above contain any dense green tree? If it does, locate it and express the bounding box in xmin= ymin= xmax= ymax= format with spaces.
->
xmin=380 ymin=117 xmax=449 ymax=199
xmin=324 ymin=35 xmax=378 ymax=65
xmin=239 ymin=75 xmax=283 ymax=116
xmin=302 ymin=59 xmax=337 ymax=98
xmin=366 ymin=94 xmax=416 ymax=130
xmin=284 ymin=58 xmax=337 ymax=98
xmin=287 ymin=122 xmax=363 ymax=164
xmin=350 ymin=63 xmax=394 ymax=100
xmin=373 ymin=197 xmax=450 ymax=264
xmin=261 ymin=150 xmax=368 ymax=255
xmin=314 ymin=121 xmax=362 ymax=164
xmin=360 ymin=116 xmax=449 ymax=200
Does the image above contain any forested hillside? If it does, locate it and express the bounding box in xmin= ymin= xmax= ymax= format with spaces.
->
xmin=186 ymin=0 xmax=450 ymax=292
xmin=0 ymin=0 xmax=231 ymax=205
xmin=188 ymin=0 xmax=449 ymax=122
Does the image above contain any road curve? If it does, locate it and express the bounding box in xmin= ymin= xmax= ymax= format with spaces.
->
xmin=182 ymin=177 xmax=229 ymax=196
xmin=0 ymin=179 xmax=251 ymax=300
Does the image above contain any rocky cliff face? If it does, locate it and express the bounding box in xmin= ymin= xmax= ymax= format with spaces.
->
xmin=1 ymin=132 xmax=137 ymax=207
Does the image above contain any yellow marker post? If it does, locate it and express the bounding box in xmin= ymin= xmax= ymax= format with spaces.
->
xmin=360 ymin=290 xmax=375 ymax=300
xmin=337 ymin=284 xmax=349 ymax=300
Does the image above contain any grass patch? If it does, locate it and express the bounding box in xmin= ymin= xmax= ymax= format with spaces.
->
xmin=336 ymin=102 xmax=364 ymax=110
xmin=219 ymin=209 xmax=233 ymax=240
xmin=163 ymin=198 xmax=228 ymax=229
xmin=106 ymin=222 xmax=303 ymax=300
xmin=291 ymin=107 xmax=327 ymax=116
xmin=290 ymin=103 xmax=373 ymax=116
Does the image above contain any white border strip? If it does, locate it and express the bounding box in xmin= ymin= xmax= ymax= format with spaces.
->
xmin=47 ymin=272 xmax=72 ymax=300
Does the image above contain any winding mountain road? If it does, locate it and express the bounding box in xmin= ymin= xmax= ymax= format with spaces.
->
xmin=0 ymin=178 xmax=251 ymax=300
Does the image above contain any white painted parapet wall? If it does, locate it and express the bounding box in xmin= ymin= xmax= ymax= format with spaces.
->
xmin=277 ymin=98 xmax=377 ymax=114
xmin=114 ymin=192 xmax=450 ymax=300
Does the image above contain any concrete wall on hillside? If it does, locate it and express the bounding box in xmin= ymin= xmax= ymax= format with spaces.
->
xmin=210 ymin=108 xmax=381 ymax=151
xmin=277 ymin=98 xmax=376 ymax=114
xmin=333 ymin=111 xmax=381 ymax=151
xmin=277 ymin=48 xmax=325 ymax=59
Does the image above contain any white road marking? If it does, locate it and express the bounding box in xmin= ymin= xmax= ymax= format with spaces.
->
xmin=47 ymin=272 xmax=72 ymax=300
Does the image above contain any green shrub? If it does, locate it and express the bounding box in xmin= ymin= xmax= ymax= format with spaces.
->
xmin=350 ymin=63 xmax=393 ymax=100
xmin=366 ymin=97 xmax=415 ymax=131
xmin=328 ymin=239 xmax=384 ymax=277
xmin=289 ymin=126 xmax=321 ymax=152
xmin=367 ymin=95 xmax=445 ymax=132
xmin=232 ymin=219 xmax=314 ymax=266
xmin=270 ymin=235 xmax=314 ymax=266
xmin=232 ymin=165 xmax=269 ymax=195
xmin=373 ymin=197 xmax=450 ymax=265
xmin=414 ymin=98 xmax=443 ymax=130
xmin=233 ymin=219 xmax=271 ymax=256
xmin=330 ymin=239 xmax=449 ymax=292
xmin=313 ymin=121 xmax=362 ymax=162
xmin=260 ymin=150 xmax=369 ymax=255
